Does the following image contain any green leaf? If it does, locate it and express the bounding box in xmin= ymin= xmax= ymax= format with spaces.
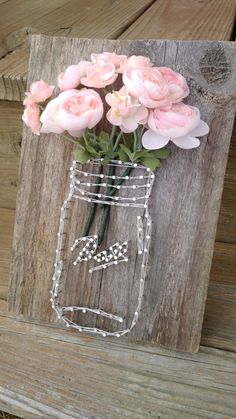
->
xmin=73 ymin=149 xmax=91 ymax=164
xmin=119 ymin=144 xmax=134 ymax=161
xmin=152 ymin=148 xmax=171 ymax=159
xmin=99 ymin=131 xmax=110 ymax=142
xmin=141 ymin=156 xmax=161 ymax=171
xmin=85 ymin=143 xmax=100 ymax=157
xmin=133 ymin=149 xmax=148 ymax=160
xmin=123 ymin=134 xmax=133 ymax=149
xmin=118 ymin=149 xmax=129 ymax=162
xmin=101 ymin=154 xmax=111 ymax=166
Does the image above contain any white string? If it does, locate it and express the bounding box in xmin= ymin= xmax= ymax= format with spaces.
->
xmin=51 ymin=159 xmax=155 ymax=337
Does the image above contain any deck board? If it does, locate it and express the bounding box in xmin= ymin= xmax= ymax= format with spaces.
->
xmin=120 ymin=0 xmax=236 ymax=41
xmin=0 ymin=311 xmax=236 ymax=419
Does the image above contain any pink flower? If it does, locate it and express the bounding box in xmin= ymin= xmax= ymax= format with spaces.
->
xmin=105 ymin=86 xmax=148 ymax=133
xmin=40 ymin=89 xmax=103 ymax=137
xmin=159 ymin=67 xmax=189 ymax=103
xmin=58 ymin=61 xmax=90 ymax=90
xmin=81 ymin=62 xmax=118 ymax=88
xmin=142 ymin=103 xmax=209 ymax=149
xmin=25 ymin=80 xmax=54 ymax=103
xmin=22 ymin=102 xmax=41 ymax=135
xmin=91 ymin=52 xmax=127 ymax=73
xmin=123 ymin=66 xmax=170 ymax=109
xmin=124 ymin=55 xmax=153 ymax=70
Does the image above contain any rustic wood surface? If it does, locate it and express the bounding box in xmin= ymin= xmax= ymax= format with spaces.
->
xmin=0 ymin=1 xmax=236 ymax=417
xmin=0 ymin=0 xmax=235 ymax=353
xmin=0 ymin=307 xmax=236 ymax=419
xmin=121 ymin=0 xmax=236 ymax=41
xmin=8 ymin=35 xmax=236 ymax=353
xmin=0 ymin=0 xmax=155 ymax=101
xmin=0 ymin=0 xmax=235 ymax=102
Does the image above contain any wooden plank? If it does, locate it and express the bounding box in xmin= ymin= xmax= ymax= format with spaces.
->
xmin=0 ymin=0 xmax=154 ymax=100
xmin=2 ymin=217 xmax=236 ymax=351
xmin=2 ymin=214 xmax=236 ymax=350
xmin=0 ymin=313 xmax=236 ymax=418
xmin=216 ymin=122 xmax=236 ymax=243
xmin=0 ymin=316 xmax=236 ymax=419
xmin=0 ymin=101 xmax=22 ymax=209
xmin=8 ymin=36 xmax=236 ymax=353
xmin=121 ymin=0 xmax=236 ymax=41
xmin=202 ymin=242 xmax=236 ymax=351
xmin=0 ymin=208 xmax=15 ymax=300
xmin=0 ymin=106 xmax=234 ymax=242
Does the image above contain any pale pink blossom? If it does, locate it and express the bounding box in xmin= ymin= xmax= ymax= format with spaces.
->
xmin=91 ymin=52 xmax=127 ymax=73
xmin=58 ymin=61 xmax=90 ymax=90
xmin=142 ymin=103 xmax=209 ymax=149
xmin=105 ymin=86 xmax=148 ymax=133
xmin=159 ymin=67 xmax=189 ymax=103
xmin=81 ymin=62 xmax=118 ymax=88
xmin=40 ymin=89 xmax=103 ymax=137
xmin=22 ymin=102 xmax=41 ymax=135
xmin=123 ymin=55 xmax=153 ymax=71
xmin=123 ymin=66 xmax=170 ymax=109
xmin=25 ymin=80 xmax=54 ymax=103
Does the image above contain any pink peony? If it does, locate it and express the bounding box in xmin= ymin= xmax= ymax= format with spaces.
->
xmin=142 ymin=103 xmax=209 ymax=149
xmin=124 ymin=55 xmax=153 ymax=71
xmin=25 ymin=80 xmax=54 ymax=103
xmin=105 ymin=86 xmax=148 ymax=133
xmin=159 ymin=67 xmax=189 ymax=103
xmin=123 ymin=66 xmax=170 ymax=109
xmin=91 ymin=52 xmax=127 ymax=73
xmin=81 ymin=62 xmax=118 ymax=88
xmin=22 ymin=102 xmax=41 ymax=135
xmin=58 ymin=61 xmax=90 ymax=90
xmin=40 ymin=88 xmax=103 ymax=137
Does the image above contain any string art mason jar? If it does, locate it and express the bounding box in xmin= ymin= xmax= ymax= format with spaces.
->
xmin=51 ymin=159 xmax=155 ymax=338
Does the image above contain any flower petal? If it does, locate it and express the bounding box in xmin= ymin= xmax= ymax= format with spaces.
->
xmin=189 ymin=120 xmax=209 ymax=137
xmin=172 ymin=136 xmax=200 ymax=149
xmin=142 ymin=129 xmax=169 ymax=150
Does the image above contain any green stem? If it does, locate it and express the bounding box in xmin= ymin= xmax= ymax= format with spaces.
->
xmin=110 ymin=125 xmax=117 ymax=144
xmin=113 ymin=131 xmax=123 ymax=151
xmin=97 ymin=164 xmax=115 ymax=246
xmin=133 ymin=131 xmax=138 ymax=152
xmin=82 ymin=165 xmax=103 ymax=237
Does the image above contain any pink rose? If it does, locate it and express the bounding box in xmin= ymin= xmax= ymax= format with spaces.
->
xmin=105 ymin=86 xmax=148 ymax=133
xmin=91 ymin=52 xmax=127 ymax=73
xmin=58 ymin=61 xmax=90 ymax=90
xmin=22 ymin=102 xmax=41 ymax=135
xmin=159 ymin=67 xmax=189 ymax=103
xmin=142 ymin=103 xmax=209 ymax=149
xmin=124 ymin=55 xmax=153 ymax=70
xmin=40 ymin=89 xmax=103 ymax=137
xmin=123 ymin=66 xmax=170 ymax=109
xmin=81 ymin=62 xmax=118 ymax=88
xmin=25 ymin=80 xmax=54 ymax=103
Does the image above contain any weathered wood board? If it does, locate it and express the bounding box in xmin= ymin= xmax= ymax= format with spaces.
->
xmin=8 ymin=35 xmax=236 ymax=352
xmin=0 ymin=308 xmax=236 ymax=419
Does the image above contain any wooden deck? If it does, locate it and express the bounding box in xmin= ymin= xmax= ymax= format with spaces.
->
xmin=0 ymin=0 xmax=236 ymax=417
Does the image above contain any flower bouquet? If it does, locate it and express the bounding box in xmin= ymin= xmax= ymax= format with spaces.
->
xmin=22 ymin=52 xmax=209 ymax=337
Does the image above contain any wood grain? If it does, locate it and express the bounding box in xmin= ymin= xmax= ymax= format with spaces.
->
xmin=0 ymin=208 xmax=14 ymax=301
xmin=121 ymin=0 xmax=236 ymax=41
xmin=3 ymin=209 xmax=236 ymax=350
xmin=216 ymin=122 xmax=236 ymax=243
xmin=0 ymin=0 xmax=155 ymax=100
xmin=8 ymin=36 xmax=236 ymax=353
xmin=0 ymin=312 xmax=236 ymax=418
xmin=0 ymin=101 xmax=22 ymax=209
xmin=202 ymin=242 xmax=236 ymax=351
